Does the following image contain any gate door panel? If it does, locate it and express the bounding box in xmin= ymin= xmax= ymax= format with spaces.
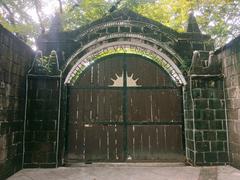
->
xmin=67 ymin=54 xmax=184 ymax=162
xmin=127 ymin=125 xmax=183 ymax=161
xmin=67 ymin=58 xmax=125 ymax=162
xmin=126 ymin=58 xmax=183 ymax=161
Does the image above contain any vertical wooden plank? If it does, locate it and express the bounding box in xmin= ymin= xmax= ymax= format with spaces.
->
xmin=93 ymin=62 xmax=99 ymax=86
xmin=85 ymin=125 xmax=97 ymax=161
xmin=160 ymin=126 xmax=167 ymax=152
xmin=127 ymin=125 xmax=133 ymax=159
xmin=77 ymin=91 xmax=84 ymax=123
xmin=82 ymin=90 xmax=89 ymax=122
xmin=133 ymin=126 xmax=143 ymax=160
xmin=128 ymin=90 xmax=152 ymax=122
xmin=111 ymin=91 xmax=123 ymax=122
xmin=116 ymin=125 xmax=124 ymax=161
xmin=99 ymin=126 xmax=107 ymax=160
xmin=73 ymin=124 xmax=84 ymax=160
xmin=85 ymin=125 xmax=108 ymax=161
xmin=149 ymin=126 xmax=158 ymax=158
xmin=142 ymin=126 xmax=149 ymax=159
xmin=67 ymin=123 xmax=78 ymax=159
xmin=108 ymin=125 xmax=124 ymax=161
xmin=108 ymin=126 xmax=115 ymax=161
xmin=165 ymin=125 xmax=183 ymax=152
xmin=126 ymin=56 xmax=176 ymax=87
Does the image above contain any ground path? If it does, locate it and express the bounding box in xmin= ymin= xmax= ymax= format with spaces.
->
xmin=8 ymin=163 xmax=240 ymax=180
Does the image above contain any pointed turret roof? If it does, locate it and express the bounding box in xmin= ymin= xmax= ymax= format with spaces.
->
xmin=187 ymin=12 xmax=201 ymax=33
xmin=49 ymin=12 xmax=63 ymax=33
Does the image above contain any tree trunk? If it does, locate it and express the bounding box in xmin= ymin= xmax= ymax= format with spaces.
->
xmin=2 ymin=3 xmax=15 ymax=25
xmin=58 ymin=0 xmax=63 ymax=14
xmin=33 ymin=0 xmax=45 ymax=33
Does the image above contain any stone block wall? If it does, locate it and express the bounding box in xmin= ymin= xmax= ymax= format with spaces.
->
xmin=24 ymin=76 xmax=61 ymax=168
xmin=217 ymin=36 xmax=240 ymax=168
xmin=184 ymin=76 xmax=228 ymax=165
xmin=183 ymin=78 xmax=194 ymax=164
xmin=0 ymin=25 xmax=33 ymax=179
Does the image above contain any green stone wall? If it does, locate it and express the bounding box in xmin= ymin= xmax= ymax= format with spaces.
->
xmin=0 ymin=25 xmax=33 ymax=179
xmin=24 ymin=76 xmax=61 ymax=168
xmin=184 ymin=77 xmax=228 ymax=165
xmin=183 ymin=78 xmax=195 ymax=164
xmin=217 ymin=37 xmax=240 ymax=168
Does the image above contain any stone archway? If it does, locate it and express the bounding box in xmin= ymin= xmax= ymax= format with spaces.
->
xmin=63 ymin=37 xmax=187 ymax=86
xmin=61 ymin=13 xmax=188 ymax=163
xmin=31 ymin=8 xmax=225 ymax=167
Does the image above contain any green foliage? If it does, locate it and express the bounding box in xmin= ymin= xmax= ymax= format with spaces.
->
xmin=62 ymin=0 xmax=193 ymax=32
xmin=0 ymin=0 xmax=239 ymax=48
xmin=0 ymin=0 xmax=50 ymax=44
xmin=63 ymin=0 xmax=111 ymax=30
xmin=62 ymin=0 xmax=240 ymax=47
xmin=32 ymin=55 xmax=49 ymax=74
xmin=132 ymin=0 xmax=194 ymax=32
xmin=31 ymin=51 xmax=60 ymax=75
xmin=195 ymin=0 xmax=240 ymax=47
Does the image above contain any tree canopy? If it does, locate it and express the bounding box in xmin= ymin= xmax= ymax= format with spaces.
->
xmin=0 ymin=0 xmax=239 ymax=48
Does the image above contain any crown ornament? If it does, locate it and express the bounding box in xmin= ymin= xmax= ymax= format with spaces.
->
xmin=109 ymin=72 xmax=141 ymax=87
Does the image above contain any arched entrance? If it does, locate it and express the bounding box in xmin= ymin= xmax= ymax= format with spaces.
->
xmin=23 ymin=8 xmax=225 ymax=168
xmin=66 ymin=53 xmax=184 ymax=162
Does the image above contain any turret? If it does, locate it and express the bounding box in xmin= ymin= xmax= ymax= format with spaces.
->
xmin=187 ymin=12 xmax=201 ymax=33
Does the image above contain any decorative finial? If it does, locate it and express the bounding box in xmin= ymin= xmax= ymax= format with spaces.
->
xmin=187 ymin=11 xmax=201 ymax=33
xmin=49 ymin=12 xmax=63 ymax=33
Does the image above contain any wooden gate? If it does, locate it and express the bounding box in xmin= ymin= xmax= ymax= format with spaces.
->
xmin=66 ymin=54 xmax=184 ymax=163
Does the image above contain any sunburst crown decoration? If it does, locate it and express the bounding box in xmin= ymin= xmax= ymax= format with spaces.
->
xmin=109 ymin=72 xmax=141 ymax=87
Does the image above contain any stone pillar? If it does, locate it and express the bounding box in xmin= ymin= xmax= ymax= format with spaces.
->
xmin=184 ymin=51 xmax=228 ymax=165
xmin=24 ymin=76 xmax=61 ymax=168
xmin=23 ymin=50 xmax=62 ymax=168
xmin=184 ymin=78 xmax=195 ymax=164
xmin=185 ymin=76 xmax=228 ymax=165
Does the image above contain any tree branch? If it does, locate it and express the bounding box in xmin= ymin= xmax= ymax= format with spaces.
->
xmin=2 ymin=2 xmax=15 ymax=25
